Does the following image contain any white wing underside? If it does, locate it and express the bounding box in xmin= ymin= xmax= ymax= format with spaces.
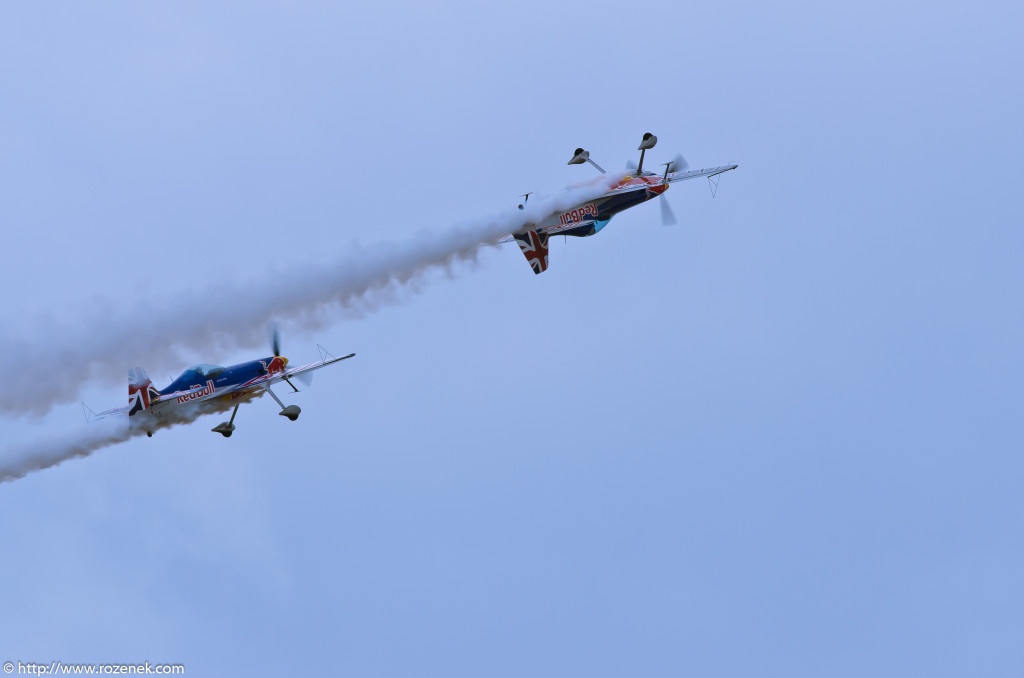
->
xmin=665 ymin=163 xmax=739 ymax=184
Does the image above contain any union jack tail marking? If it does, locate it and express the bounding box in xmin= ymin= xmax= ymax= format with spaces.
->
xmin=513 ymin=229 xmax=550 ymax=275
xmin=128 ymin=367 xmax=161 ymax=417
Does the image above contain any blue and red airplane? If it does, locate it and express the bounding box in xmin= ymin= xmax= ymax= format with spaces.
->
xmin=507 ymin=132 xmax=738 ymax=274
xmin=88 ymin=331 xmax=354 ymax=438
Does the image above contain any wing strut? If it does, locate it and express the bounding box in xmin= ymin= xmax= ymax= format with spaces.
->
xmin=82 ymin=402 xmax=99 ymax=423
xmin=709 ymin=174 xmax=721 ymax=198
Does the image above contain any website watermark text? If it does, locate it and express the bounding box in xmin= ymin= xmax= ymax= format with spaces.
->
xmin=5 ymin=661 xmax=184 ymax=675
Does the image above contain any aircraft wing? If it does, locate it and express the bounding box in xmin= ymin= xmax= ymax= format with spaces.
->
xmin=90 ymin=384 xmax=228 ymax=419
xmin=88 ymin=353 xmax=356 ymax=420
xmin=201 ymin=352 xmax=357 ymax=400
xmin=499 ymin=218 xmax=598 ymax=241
xmin=278 ymin=353 xmax=356 ymax=380
xmin=545 ymin=219 xmax=595 ymax=236
xmin=91 ymin=383 xmax=213 ymax=417
xmin=666 ymin=163 xmax=739 ymax=183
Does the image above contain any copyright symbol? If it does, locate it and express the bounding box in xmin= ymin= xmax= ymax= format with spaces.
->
xmin=4 ymin=662 xmax=13 ymax=673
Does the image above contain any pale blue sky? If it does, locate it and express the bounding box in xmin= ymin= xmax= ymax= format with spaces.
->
xmin=1 ymin=2 xmax=1022 ymax=676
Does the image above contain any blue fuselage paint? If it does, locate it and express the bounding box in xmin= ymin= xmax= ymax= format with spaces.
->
xmin=161 ymin=357 xmax=279 ymax=393
xmin=557 ymin=185 xmax=658 ymax=237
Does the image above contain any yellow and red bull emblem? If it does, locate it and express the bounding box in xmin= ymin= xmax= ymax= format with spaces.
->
xmin=260 ymin=357 xmax=287 ymax=374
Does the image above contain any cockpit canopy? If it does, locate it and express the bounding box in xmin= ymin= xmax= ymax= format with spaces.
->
xmin=163 ymin=364 xmax=225 ymax=392
xmin=187 ymin=364 xmax=224 ymax=378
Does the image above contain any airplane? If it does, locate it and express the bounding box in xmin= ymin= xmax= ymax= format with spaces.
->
xmin=507 ymin=132 xmax=738 ymax=274
xmin=85 ymin=330 xmax=354 ymax=438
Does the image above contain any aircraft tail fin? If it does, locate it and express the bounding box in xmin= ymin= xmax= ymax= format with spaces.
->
xmin=128 ymin=367 xmax=161 ymax=417
xmin=513 ymin=229 xmax=549 ymax=275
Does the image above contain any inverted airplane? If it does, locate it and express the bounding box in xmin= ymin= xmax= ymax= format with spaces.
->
xmin=87 ymin=331 xmax=354 ymax=438
xmin=507 ymin=132 xmax=738 ymax=274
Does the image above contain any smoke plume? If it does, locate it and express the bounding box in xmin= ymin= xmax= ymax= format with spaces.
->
xmin=0 ymin=174 xmax=622 ymax=417
xmin=1 ymin=175 xmax=625 ymax=481
xmin=0 ymin=394 xmax=253 ymax=483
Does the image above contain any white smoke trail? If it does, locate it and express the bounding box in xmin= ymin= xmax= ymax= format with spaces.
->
xmin=0 ymin=174 xmax=624 ymax=417
xmin=0 ymin=419 xmax=133 ymax=483
xmin=0 ymin=395 xmax=246 ymax=483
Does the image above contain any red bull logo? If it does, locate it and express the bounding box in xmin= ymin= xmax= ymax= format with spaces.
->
xmin=176 ymin=380 xmax=215 ymax=404
xmin=260 ymin=357 xmax=287 ymax=375
xmin=559 ymin=203 xmax=599 ymax=226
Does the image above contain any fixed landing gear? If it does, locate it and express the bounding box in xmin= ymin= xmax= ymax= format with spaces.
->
xmin=265 ymin=386 xmax=301 ymax=422
xmin=209 ymin=387 xmax=302 ymax=438
xmin=211 ymin=403 xmax=240 ymax=438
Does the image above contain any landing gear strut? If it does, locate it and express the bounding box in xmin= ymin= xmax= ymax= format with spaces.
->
xmin=265 ymin=386 xmax=301 ymax=422
xmin=211 ymin=403 xmax=240 ymax=437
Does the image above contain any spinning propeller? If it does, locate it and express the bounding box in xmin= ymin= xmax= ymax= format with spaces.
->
xmin=627 ymin=133 xmax=690 ymax=227
xmin=659 ymin=194 xmax=678 ymax=227
xmin=577 ymin=132 xmax=692 ymax=227
xmin=663 ymin=153 xmax=689 ymax=175
xmin=657 ymin=153 xmax=689 ymax=227
xmin=271 ymin=325 xmax=282 ymax=358
xmin=269 ymin=324 xmax=315 ymax=388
